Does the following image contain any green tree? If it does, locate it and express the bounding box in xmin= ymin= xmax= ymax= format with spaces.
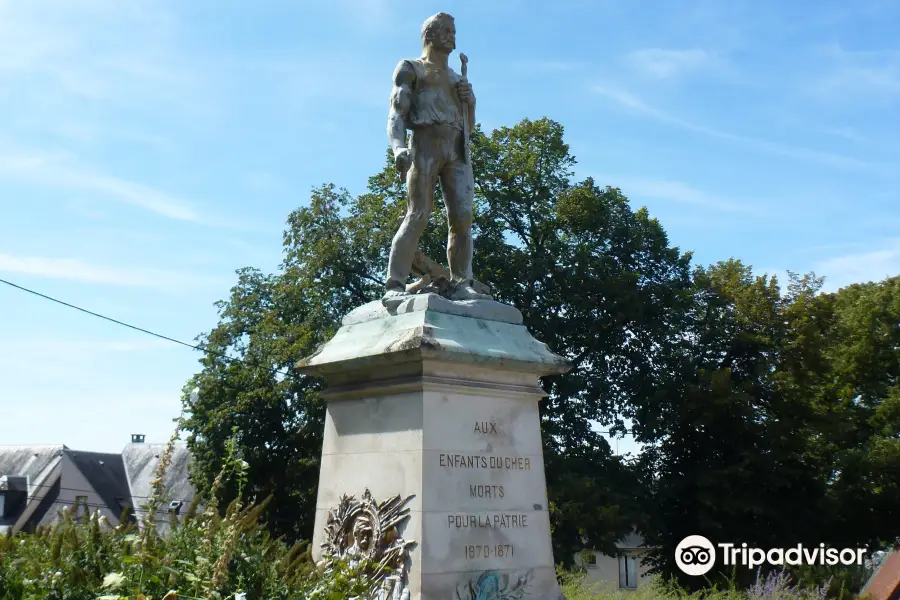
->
xmin=637 ymin=262 xmax=830 ymax=588
xmin=180 ymin=117 xmax=695 ymax=562
xmin=638 ymin=266 xmax=900 ymax=591
xmin=799 ymin=277 xmax=900 ymax=549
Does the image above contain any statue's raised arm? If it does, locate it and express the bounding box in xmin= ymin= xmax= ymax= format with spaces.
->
xmin=382 ymin=12 xmax=491 ymax=308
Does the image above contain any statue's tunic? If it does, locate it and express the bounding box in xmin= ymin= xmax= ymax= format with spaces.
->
xmin=399 ymin=58 xmax=465 ymax=132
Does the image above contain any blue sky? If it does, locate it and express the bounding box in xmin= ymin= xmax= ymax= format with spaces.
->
xmin=0 ymin=0 xmax=897 ymax=454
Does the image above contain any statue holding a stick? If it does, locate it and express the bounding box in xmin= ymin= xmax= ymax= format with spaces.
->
xmin=383 ymin=12 xmax=491 ymax=307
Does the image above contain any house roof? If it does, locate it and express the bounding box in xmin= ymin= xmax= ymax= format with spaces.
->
xmin=2 ymin=442 xmax=196 ymax=534
xmin=0 ymin=445 xmax=65 ymax=528
xmin=64 ymin=449 xmax=133 ymax=522
xmin=863 ymin=550 xmax=900 ymax=600
xmin=0 ymin=445 xmax=66 ymax=486
xmin=122 ymin=443 xmax=195 ymax=516
xmin=21 ymin=477 xmax=61 ymax=532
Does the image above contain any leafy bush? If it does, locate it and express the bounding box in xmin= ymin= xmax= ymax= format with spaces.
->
xmin=0 ymin=423 xmax=871 ymax=599
xmin=0 ymin=428 xmax=374 ymax=600
xmin=558 ymin=565 xmax=859 ymax=600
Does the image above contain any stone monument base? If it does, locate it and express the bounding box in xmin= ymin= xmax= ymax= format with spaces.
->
xmin=297 ymin=293 xmax=570 ymax=600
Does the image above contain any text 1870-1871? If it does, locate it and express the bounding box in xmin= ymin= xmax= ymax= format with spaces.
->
xmin=465 ymin=544 xmax=515 ymax=559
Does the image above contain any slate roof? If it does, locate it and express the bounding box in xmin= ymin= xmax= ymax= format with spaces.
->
xmin=0 ymin=445 xmax=65 ymax=529
xmin=64 ymin=449 xmax=134 ymax=522
xmin=0 ymin=445 xmax=65 ymax=486
xmin=122 ymin=442 xmax=196 ymax=529
xmin=2 ymin=442 xmax=196 ymax=534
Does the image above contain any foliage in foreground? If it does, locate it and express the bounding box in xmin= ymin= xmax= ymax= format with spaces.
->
xmin=0 ymin=507 xmax=863 ymax=600
xmin=1 ymin=423 xmax=874 ymax=599
xmin=0 ymin=427 xmax=869 ymax=599
xmin=559 ymin=566 xmax=855 ymax=600
xmin=0 ymin=431 xmax=372 ymax=600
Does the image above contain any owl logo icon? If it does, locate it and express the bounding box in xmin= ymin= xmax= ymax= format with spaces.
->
xmin=676 ymin=535 xmax=716 ymax=576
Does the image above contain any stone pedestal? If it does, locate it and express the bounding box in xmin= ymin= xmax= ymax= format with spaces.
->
xmin=296 ymin=293 xmax=571 ymax=600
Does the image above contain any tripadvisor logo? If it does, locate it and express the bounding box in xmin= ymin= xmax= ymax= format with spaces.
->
xmin=675 ymin=536 xmax=867 ymax=576
xmin=676 ymin=536 xmax=716 ymax=576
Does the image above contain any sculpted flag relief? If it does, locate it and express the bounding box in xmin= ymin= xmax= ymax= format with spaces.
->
xmin=383 ymin=12 xmax=492 ymax=306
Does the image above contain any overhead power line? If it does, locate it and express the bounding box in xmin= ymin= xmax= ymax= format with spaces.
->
xmin=14 ymin=491 xmax=300 ymax=526
xmin=0 ymin=278 xmax=639 ymax=435
xmin=0 ymin=277 xmax=292 ymax=379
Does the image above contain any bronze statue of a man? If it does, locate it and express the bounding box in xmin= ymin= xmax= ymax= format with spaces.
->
xmin=383 ymin=12 xmax=490 ymax=304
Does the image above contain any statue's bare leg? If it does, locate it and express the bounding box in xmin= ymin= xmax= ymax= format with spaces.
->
xmin=442 ymin=158 xmax=489 ymax=300
xmin=384 ymin=140 xmax=440 ymax=302
xmin=441 ymin=159 xmax=474 ymax=283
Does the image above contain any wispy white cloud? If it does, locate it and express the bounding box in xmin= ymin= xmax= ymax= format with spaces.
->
xmin=592 ymin=84 xmax=662 ymax=116
xmin=626 ymin=48 xmax=727 ymax=79
xmin=1 ymin=337 xmax=178 ymax=359
xmin=0 ymin=253 xmax=224 ymax=290
xmin=813 ymin=238 xmax=900 ymax=292
xmin=0 ymin=2 xmax=185 ymax=80
xmin=808 ymin=45 xmax=900 ymax=106
xmin=49 ymin=122 xmax=175 ymax=152
xmin=0 ymin=0 xmax=218 ymax=150
xmin=820 ymin=126 xmax=870 ymax=143
xmin=0 ymin=148 xmax=203 ymax=222
xmin=601 ymin=175 xmax=766 ymax=216
xmin=816 ymin=67 xmax=900 ymax=104
xmin=792 ymin=240 xmax=877 ymax=255
xmin=590 ymin=83 xmax=888 ymax=173
xmin=511 ymin=59 xmax=588 ymax=73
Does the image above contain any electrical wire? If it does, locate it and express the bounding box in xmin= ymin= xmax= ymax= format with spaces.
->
xmin=17 ymin=480 xmax=186 ymax=502
xmin=0 ymin=277 xmax=293 ymax=379
xmin=0 ymin=278 xmax=639 ymax=438
xmin=10 ymin=490 xmax=298 ymax=527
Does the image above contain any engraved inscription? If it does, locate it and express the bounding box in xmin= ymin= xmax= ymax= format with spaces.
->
xmin=448 ymin=514 xmax=529 ymax=528
xmin=447 ymin=414 xmax=540 ymax=563
xmin=474 ymin=421 xmax=498 ymax=434
xmin=439 ymin=454 xmax=532 ymax=470
xmin=470 ymin=484 xmax=504 ymax=498
xmin=465 ymin=544 xmax=515 ymax=559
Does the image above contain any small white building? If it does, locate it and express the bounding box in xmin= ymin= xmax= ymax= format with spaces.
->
xmin=574 ymin=532 xmax=656 ymax=591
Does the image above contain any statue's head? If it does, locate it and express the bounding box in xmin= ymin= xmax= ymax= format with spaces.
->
xmin=352 ymin=518 xmax=373 ymax=551
xmin=421 ymin=12 xmax=455 ymax=53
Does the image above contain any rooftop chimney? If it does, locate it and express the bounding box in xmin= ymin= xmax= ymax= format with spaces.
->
xmin=131 ymin=434 xmax=146 ymax=443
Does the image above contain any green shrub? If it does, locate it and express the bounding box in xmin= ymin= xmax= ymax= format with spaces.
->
xmin=0 ymin=427 xmax=375 ymax=600
xmin=0 ymin=423 xmax=870 ymax=600
xmin=557 ymin=563 xmax=860 ymax=600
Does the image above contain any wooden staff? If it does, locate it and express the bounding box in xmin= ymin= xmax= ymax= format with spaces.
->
xmin=460 ymin=53 xmax=470 ymax=164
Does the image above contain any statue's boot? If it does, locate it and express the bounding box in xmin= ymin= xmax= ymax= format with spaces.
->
xmin=381 ymin=286 xmax=411 ymax=310
xmin=450 ymin=281 xmax=492 ymax=301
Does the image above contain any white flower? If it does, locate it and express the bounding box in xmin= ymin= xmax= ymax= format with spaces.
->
xmin=102 ymin=572 xmax=126 ymax=589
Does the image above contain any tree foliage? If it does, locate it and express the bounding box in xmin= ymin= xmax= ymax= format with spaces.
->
xmin=179 ymin=115 xmax=899 ymax=592
xmin=181 ymin=117 xmax=693 ymax=561
xmin=639 ymin=264 xmax=900 ymax=589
